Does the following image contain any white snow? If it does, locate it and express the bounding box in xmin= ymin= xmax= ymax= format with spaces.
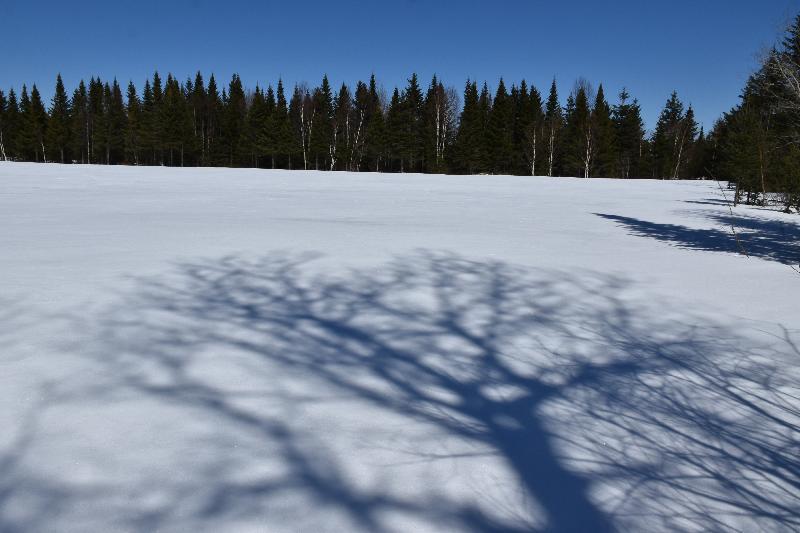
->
xmin=0 ymin=162 xmax=798 ymax=532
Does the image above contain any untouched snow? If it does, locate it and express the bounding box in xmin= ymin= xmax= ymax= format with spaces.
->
xmin=0 ymin=162 xmax=798 ymax=532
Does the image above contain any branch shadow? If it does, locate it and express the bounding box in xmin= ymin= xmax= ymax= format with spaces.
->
xmin=3 ymin=252 xmax=799 ymax=531
xmin=596 ymin=212 xmax=800 ymax=265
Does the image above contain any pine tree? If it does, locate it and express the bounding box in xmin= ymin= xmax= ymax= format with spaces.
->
xmin=47 ymin=74 xmax=70 ymax=163
xmin=562 ymin=82 xmax=592 ymax=178
xmin=652 ymin=91 xmax=686 ymax=179
xmin=205 ymin=74 xmax=222 ymax=165
xmin=422 ymin=75 xmax=440 ymax=173
xmin=70 ymin=81 xmax=89 ymax=163
xmin=364 ymin=75 xmax=386 ymax=171
xmin=125 ymin=81 xmax=141 ymax=164
xmin=331 ymin=82 xmax=353 ymax=171
xmin=612 ymin=88 xmax=645 ymax=178
xmin=190 ymin=72 xmax=206 ymax=165
xmin=87 ymin=78 xmax=106 ymax=163
xmin=453 ymin=80 xmax=486 ymax=174
xmin=309 ymin=75 xmax=334 ymax=170
xmin=402 ymin=73 xmax=425 ymax=172
xmin=289 ymin=84 xmax=314 ymax=170
xmin=18 ymin=85 xmax=35 ymax=160
xmin=544 ymin=79 xmax=563 ymax=176
xmin=486 ymin=78 xmax=514 ymax=174
xmin=591 ymin=84 xmax=615 ymax=177
xmin=273 ymin=79 xmax=292 ymax=169
xmin=222 ymin=74 xmax=247 ymax=166
xmin=260 ymin=84 xmax=277 ymax=168
xmin=349 ymin=80 xmax=370 ymax=171
xmin=0 ymin=89 xmax=7 ymax=161
xmin=106 ymin=79 xmax=127 ymax=164
xmin=161 ymin=75 xmax=192 ymax=166
xmin=150 ymin=72 xmax=164 ymax=164
xmin=247 ymin=85 xmax=267 ymax=167
xmin=140 ymin=79 xmax=155 ymax=164
xmin=386 ymin=87 xmax=404 ymax=172
xmin=422 ymin=75 xmax=456 ymax=173
xmin=525 ymin=84 xmax=544 ymax=175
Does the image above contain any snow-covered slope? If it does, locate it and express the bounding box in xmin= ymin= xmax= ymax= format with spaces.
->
xmin=1 ymin=162 xmax=798 ymax=532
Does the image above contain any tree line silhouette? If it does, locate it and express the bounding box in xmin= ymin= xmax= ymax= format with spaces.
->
xmin=0 ymin=72 xmax=709 ymax=178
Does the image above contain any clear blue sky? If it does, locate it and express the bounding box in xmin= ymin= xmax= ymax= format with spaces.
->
xmin=3 ymin=0 xmax=799 ymax=132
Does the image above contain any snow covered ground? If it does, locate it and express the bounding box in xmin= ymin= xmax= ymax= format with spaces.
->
xmin=1 ymin=162 xmax=798 ymax=532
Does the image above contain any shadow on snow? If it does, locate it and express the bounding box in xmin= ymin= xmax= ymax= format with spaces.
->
xmin=596 ymin=212 xmax=800 ymax=266
xmin=1 ymin=253 xmax=799 ymax=531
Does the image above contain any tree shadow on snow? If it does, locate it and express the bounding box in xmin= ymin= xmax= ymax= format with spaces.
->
xmin=596 ymin=212 xmax=800 ymax=265
xmin=2 ymin=253 xmax=799 ymax=531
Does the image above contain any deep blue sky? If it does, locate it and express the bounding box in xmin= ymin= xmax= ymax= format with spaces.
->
xmin=3 ymin=0 xmax=799 ymax=131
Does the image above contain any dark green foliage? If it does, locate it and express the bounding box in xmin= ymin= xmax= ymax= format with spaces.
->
xmin=651 ymin=91 xmax=696 ymax=179
xmin=222 ymin=74 xmax=247 ymax=166
xmin=591 ymin=85 xmax=616 ymax=177
xmin=70 ymin=81 xmax=89 ymax=163
xmin=6 ymin=70 xmax=721 ymax=182
xmin=612 ymin=89 xmax=645 ymax=178
xmin=0 ymin=89 xmax=19 ymax=160
xmin=0 ymin=89 xmax=8 ymax=160
xmin=513 ymin=80 xmax=544 ymax=175
xmin=385 ymin=88 xmax=404 ymax=172
xmin=486 ymin=79 xmax=514 ymax=174
xmin=161 ymin=75 xmax=191 ymax=166
xmin=562 ymin=83 xmax=592 ymax=178
xmin=19 ymin=85 xmax=47 ymax=162
xmin=712 ymin=16 xmax=800 ymax=210
xmin=47 ymin=75 xmax=70 ymax=163
xmin=453 ymin=80 xmax=486 ymax=174
xmin=544 ymin=79 xmax=564 ymax=176
xmin=125 ymin=81 xmax=142 ymax=164
xmin=364 ymin=75 xmax=386 ymax=172
xmin=309 ymin=75 xmax=334 ymax=170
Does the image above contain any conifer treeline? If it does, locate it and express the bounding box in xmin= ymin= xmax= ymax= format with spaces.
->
xmin=711 ymin=16 xmax=800 ymax=211
xmin=0 ymin=72 xmax=709 ymax=178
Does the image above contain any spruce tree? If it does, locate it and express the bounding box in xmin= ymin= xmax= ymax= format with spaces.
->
xmin=453 ymin=80 xmax=485 ymax=174
xmin=17 ymin=85 xmax=34 ymax=160
xmin=513 ymin=80 xmax=543 ymax=175
xmin=161 ymin=75 xmax=192 ymax=166
xmin=562 ymin=83 xmax=592 ymax=178
xmin=125 ymin=81 xmax=141 ymax=164
xmin=190 ymin=72 xmax=206 ymax=165
xmin=332 ymin=82 xmax=353 ymax=171
xmin=222 ymin=74 xmax=247 ymax=166
xmin=0 ymin=89 xmax=7 ymax=161
xmin=150 ymin=72 xmax=164 ymax=164
xmin=403 ymin=74 xmax=425 ymax=172
xmin=309 ymin=75 xmax=334 ymax=170
xmin=591 ymin=84 xmax=615 ymax=177
xmin=47 ymin=74 xmax=71 ymax=163
xmin=350 ymin=80 xmax=370 ymax=171
xmin=652 ymin=91 xmax=686 ymax=179
xmin=247 ymin=85 xmax=267 ymax=167
xmin=386 ymin=87 xmax=404 ymax=171
xmin=70 ymin=81 xmax=89 ymax=163
xmin=364 ymin=75 xmax=386 ymax=171
xmin=486 ymin=78 xmax=514 ymax=174
xmin=87 ymin=78 xmax=106 ymax=163
xmin=261 ymin=84 xmax=277 ymax=168
xmin=544 ymin=79 xmax=563 ymax=176
xmin=273 ymin=79 xmax=292 ymax=169
xmin=5 ymin=89 xmax=20 ymax=161
xmin=205 ymin=74 xmax=222 ymax=165
xmin=106 ymin=79 xmax=127 ymax=164
xmin=612 ymin=89 xmax=645 ymax=178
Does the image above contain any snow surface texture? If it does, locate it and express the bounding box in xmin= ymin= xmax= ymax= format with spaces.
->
xmin=1 ymin=162 xmax=799 ymax=532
